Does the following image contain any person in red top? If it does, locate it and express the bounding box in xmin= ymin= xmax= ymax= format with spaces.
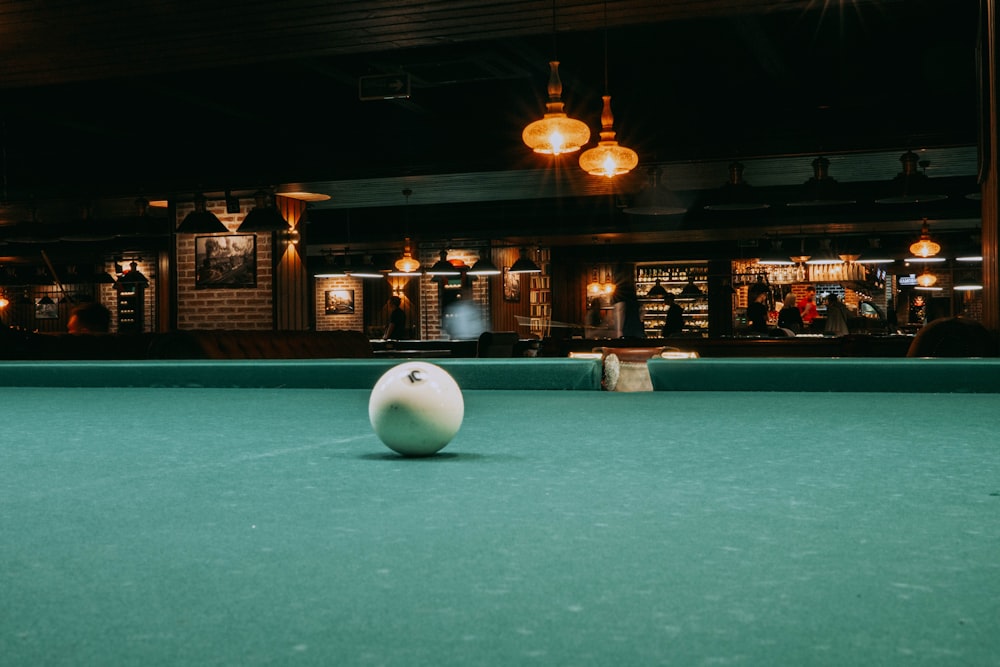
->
xmin=797 ymin=285 xmax=818 ymax=325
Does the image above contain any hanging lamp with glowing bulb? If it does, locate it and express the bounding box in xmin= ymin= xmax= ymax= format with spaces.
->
xmin=908 ymin=218 xmax=941 ymax=258
xmin=394 ymin=237 xmax=421 ymax=274
xmin=915 ymin=267 xmax=938 ymax=288
xmin=523 ymin=61 xmax=591 ymax=155
xmin=578 ymin=2 xmax=637 ymax=177
xmin=579 ymin=95 xmax=638 ymax=177
xmin=393 ymin=189 xmax=421 ymax=274
xmin=522 ymin=1 xmax=589 ymax=155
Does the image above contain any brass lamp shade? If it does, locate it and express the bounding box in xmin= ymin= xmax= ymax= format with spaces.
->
xmin=578 ymin=96 xmax=638 ymax=177
xmin=522 ymin=62 xmax=590 ymax=155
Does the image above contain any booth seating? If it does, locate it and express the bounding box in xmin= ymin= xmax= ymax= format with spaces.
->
xmin=905 ymin=317 xmax=1000 ymax=357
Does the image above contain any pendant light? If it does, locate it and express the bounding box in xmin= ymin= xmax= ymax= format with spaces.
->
xmin=176 ymin=193 xmax=228 ymax=234
xmin=467 ymin=248 xmax=501 ymax=276
xmin=908 ymin=218 xmax=941 ymax=258
xmin=393 ymin=189 xmax=421 ymax=274
xmin=237 ymin=189 xmax=289 ymax=232
xmin=509 ymin=248 xmax=541 ymax=274
xmin=805 ymin=239 xmax=843 ymax=265
xmin=522 ymin=2 xmax=590 ymax=155
xmin=646 ymin=279 xmax=668 ymax=299
xmin=623 ymin=167 xmax=686 ymax=216
xmin=578 ymin=1 xmax=637 ymax=177
xmin=703 ymin=162 xmax=770 ymax=211
xmin=757 ymin=240 xmax=795 ymax=266
xmin=786 ymin=156 xmax=855 ymax=207
xmin=115 ymin=260 xmax=150 ymax=288
xmin=427 ymin=250 xmax=460 ymax=276
xmin=855 ymin=238 xmax=895 ymax=264
xmin=875 ymin=150 xmax=948 ymax=204
xmin=915 ymin=266 xmax=938 ymax=288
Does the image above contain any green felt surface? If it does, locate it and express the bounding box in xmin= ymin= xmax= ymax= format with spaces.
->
xmin=649 ymin=358 xmax=1000 ymax=393
xmin=0 ymin=358 xmax=603 ymax=390
xmin=2 ymin=386 xmax=998 ymax=665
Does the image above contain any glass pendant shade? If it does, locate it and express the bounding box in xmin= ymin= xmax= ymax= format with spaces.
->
xmin=578 ymin=96 xmax=638 ymax=177
xmin=522 ymin=62 xmax=591 ymax=155
xmin=394 ymin=237 xmax=421 ymax=273
xmin=916 ymin=268 xmax=938 ymax=287
xmin=908 ymin=219 xmax=941 ymax=257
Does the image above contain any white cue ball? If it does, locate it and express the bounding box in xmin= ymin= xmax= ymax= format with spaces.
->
xmin=368 ymin=361 xmax=464 ymax=457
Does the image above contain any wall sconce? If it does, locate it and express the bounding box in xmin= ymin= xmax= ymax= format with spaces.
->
xmin=282 ymin=228 xmax=301 ymax=246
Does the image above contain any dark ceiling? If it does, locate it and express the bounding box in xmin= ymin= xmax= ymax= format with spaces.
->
xmin=0 ymin=0 xmax=982 ymax=206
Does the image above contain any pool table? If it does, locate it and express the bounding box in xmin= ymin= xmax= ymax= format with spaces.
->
xmin=2 ymin=359 xmax=998 ymax=666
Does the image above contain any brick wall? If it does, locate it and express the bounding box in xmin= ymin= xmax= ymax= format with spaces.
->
xmin=314 ymin=275 xmax=365 ymax=332
xmin=175 ymin=198 xmax=274 ymax=330
xmin=418 ymin=248 xmax=488 ymax=339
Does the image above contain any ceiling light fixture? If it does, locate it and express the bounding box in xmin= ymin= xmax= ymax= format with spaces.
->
xmin=787 ymin=156 xmax=855 ymax=207
xmin=578 ymin=1 xmax=637 ymax=178
xmin=757 ymin=239 xmax=795 ymax=266
xmin=176 ymin=193 xmax=228 ymax=234
xmin=908 ymin=218 xmax=941 ymax=258
xmin=522 ymin=2 xmax=590 ymax=155
xmin=427 ymin=250 xmax=461 ymax=276
xmin=703 ymin=162 xmax=770 ymax=211
xmin=393 ymin=189 xmax=421 ymax=274
xmin=876 ymin=150 xmax=948 ymax=204
xmin=467 ymin=249 xmax=501 ymax=276
xmin=237 ymin=189 xmax=289 ymax=233
xmin=509 ymin=248 xmax=542 ymax=274
xmin=854 ymin=238 xmax=895 ymax=264
xmin=623 ymin=167 xmax=686 ymax=216
xmin=804 ymin=239 xmax=844 ymax=265
xmin=915 ymin=267 xmax=938 ymax=288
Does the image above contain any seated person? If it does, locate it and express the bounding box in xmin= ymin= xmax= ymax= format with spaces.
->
xmin=68 ymin=302 xmax=111 ymax=334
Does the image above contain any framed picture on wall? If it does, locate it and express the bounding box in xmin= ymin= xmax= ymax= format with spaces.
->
xmin=34 ymin=297 xmax=58 ymax=319
xmin=195 ymin=234 xmax=257 ymax=289
xmin=503 ymin=267 xmax=520 ymax=302
xmin=325 ymin=289 xmax=355 ymax=315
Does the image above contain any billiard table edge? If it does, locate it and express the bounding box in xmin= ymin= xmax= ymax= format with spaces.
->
xmin=648 ymin=358 xmax=1000 ymax=393
xmin=0 ymin=358 xmax=605 ymax=391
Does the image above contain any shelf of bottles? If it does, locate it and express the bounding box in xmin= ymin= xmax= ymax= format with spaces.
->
xmin=635 ymin=261 xmax=709 ymax=337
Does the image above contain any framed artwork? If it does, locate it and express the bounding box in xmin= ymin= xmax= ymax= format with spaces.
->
xmin=325 ymin=289 xmax=355 ymax=314
xmin=503 ymin=267 xmax=521 ymax=302
xmin=34 ymin=297 xmax=58 ymax=319
xmin=195 ymin=234 xmax=257 ymax=289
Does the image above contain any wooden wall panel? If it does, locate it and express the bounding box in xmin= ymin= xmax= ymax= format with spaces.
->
xmin=275 ymin=197 xmax=309 ymax=330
